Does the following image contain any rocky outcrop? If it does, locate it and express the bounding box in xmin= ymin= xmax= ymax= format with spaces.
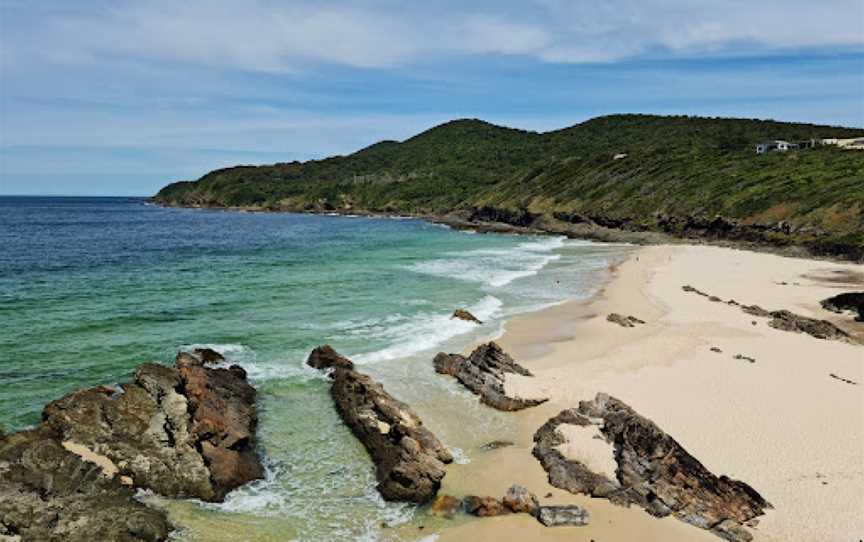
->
xmin=307 ymin=345 xmax=453 ymax=503
xmin=606 ymin=313 xmax=645 ymax=327
xmin=820 ymin=292 xmax=864 ymax=321
xmin=533 ymin=394 xmax=770 ymax=542
xmin=433 ymin=342 xmax=548 ymax=411
xmin=431 ymin=485 xmax=587 ymax=527
xmin=451 ymin=309 xmax=482 ymax=324
xmin=683 ymin=285 xmax=853 ymax=343
xmin=0 ymin=349 xmax=262 ymax=541
xmin=469 ymin=206 xmax=538 ymax=228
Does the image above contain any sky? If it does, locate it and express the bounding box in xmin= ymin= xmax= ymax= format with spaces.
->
xmin=1 ymin=0 xmax=863 ymax=196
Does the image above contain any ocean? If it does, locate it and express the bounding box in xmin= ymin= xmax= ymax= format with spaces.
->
xmin=0 ymin=196 xmax=630 ymax=541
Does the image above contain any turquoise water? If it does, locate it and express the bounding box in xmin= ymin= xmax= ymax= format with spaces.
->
xmin=0 ymin=196 xmax=630 ymax=541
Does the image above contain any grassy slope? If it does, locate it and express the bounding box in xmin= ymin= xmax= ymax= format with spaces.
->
xmin=154 ymin=114 xmax=864 ymax=256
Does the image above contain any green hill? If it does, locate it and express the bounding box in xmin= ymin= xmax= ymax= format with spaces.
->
xmin=153 ymin=114 xmax=864 ymax=260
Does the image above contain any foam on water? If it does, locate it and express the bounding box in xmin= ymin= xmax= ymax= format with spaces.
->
xmin=407 ymin=236 xmax=565 ymax=288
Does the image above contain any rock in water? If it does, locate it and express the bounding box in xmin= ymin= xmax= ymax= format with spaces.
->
xmin=451 ymin=309 xmax=482 ymax=324
xmin=193 ymin=347 xmax=225 ymax=364
xmin=533 ymin=393 xmax=770 ymax=542
xmin=433 ymin=342 xmax=548 ymax=411
xmin=537 ymin=505 xmax=590 ymax=527
xmin=0 ymin=349 xmax=262 ymax=541
xmin=307 ymin=345 xmax=453 ymax=503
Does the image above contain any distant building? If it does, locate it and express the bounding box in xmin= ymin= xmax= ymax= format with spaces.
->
xmin=828 ymin=137 xmax=864 ymax=150
xmin=755 ymin=140 xmax=798 ymax=154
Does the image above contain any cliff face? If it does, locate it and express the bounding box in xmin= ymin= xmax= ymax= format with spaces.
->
xmin=153 ymin=114 xmax=864 ymax=261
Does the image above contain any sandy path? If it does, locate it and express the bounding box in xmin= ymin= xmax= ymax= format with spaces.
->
xmin=437 ymin=244 xmax=863 ymax=542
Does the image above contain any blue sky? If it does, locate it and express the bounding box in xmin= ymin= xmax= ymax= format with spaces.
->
xmin=1 ymin=1 xmax=862 ymax=196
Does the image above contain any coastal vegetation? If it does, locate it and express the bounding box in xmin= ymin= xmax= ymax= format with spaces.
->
xmin=154 ymin=114 xmax=864 ymax=259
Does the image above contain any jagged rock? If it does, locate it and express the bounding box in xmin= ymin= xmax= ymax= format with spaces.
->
xmin=433 ymin=342 xmax=548 ymax=411
xmin=821 ymin=292 xmax=864 ymax=321
xmin=307 ymin=346 xmax=453 ymax=503
xmin=451 ymin=309 xmax=482 ymax=324
xmin=41 ymin=351 xmax=263 ymax=502
xmin=430 ymin=495 xmax=461 ymax=518
xmin=537 ymin=505 xmax=590 ymax=527
xmin=607 ymin=313 xmax=645 ymax=327
xmin=502 ymin=484 xmax=539 ymax=516
xmin=306 ymin=344 xmax=356 ymax=371
xmin=0 ymin=427 xmax=171 ymax=542
xmin=0 ymin=349 xmax=262 ymax=541
xmin=767 ymin=310 xmax=851 ymax=340
xmin=193 ymin=347 xmax=225 ymax=364
xmin=463 ymin=495 xmax=509 ymax=517
xmin=533 ymin=394 xmax=770 ymax=542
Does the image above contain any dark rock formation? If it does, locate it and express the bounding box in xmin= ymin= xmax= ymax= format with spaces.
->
xmin=829 ymin=373 xmax=858 ymax=385
xmin=433 ymin=342 xmax=548 ymax=411
xmin=307 ymin=345 xmax=453 ymax=503
xmin=469 ymin=206 xmax=537 ymax=228
xmin=451 ymin=309 xmax=482 ymax=324
xmin=821 ymin=292 xmax=864 ymax=321
xmin=607 ymin=313 xmax=645 ymax=327
xmin=682 ymin=286 xmax=853 ymax=343
xmin=733 ymin=354 xmax=756 ymax=363
xmin=479 ymin=440 xmax=514 ymax=451
xmin=533 ymin=394 xmax=770 ymax=542
xmin=194 ymin=347 xmax=225 ymax=364
xmin=537 ymin=505 xmax=590 ymax=527
xmin=0 ymin=349 xmax=262 ymax=541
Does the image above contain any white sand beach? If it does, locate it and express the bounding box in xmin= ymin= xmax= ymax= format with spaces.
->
xmin=438 ymin=244 xmax=864 ymax=542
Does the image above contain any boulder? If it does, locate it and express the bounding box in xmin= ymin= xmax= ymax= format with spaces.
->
xmin=767 ymin=310 xmax=851 ymax=341
xmin=502 ymin=484 xmax=539 ymax=516
xmin=451 ymin=309 xmax=482 ymax=324
xmin=193 ymin=347 xmax=225 ymax=364
xmin=533 ymin=394 xmax=770 ymax=542
xmin=307 ymin=346 xmax=453 ymax=503
xmin=433 ymin=342 xmax=548 ymax=411
xmin=430 ymin=495 xmax=461 ymax=518
xmin=537 ymin=505 xmax=590 ymax=527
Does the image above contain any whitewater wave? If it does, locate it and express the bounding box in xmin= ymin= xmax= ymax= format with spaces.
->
xmin=178 ymin=343 xmax=328 ymax=383
xmin=407 ymin=236 xmax=566 ymax=288
xmin=350 ymin=295 xmax=502 ymax=364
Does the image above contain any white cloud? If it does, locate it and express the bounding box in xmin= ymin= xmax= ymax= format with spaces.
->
xmin=3 ymin=0 xmax=861 ymax=73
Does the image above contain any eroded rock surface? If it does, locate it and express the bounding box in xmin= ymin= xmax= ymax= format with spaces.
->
xmin=537 ymin=505 xmax=590 ymax=527
xmin=433 ymin=342 xmax=548 ymax=411
xmin=1 ymin=349 xmax=262 ymax=541
xmin=533 ymin=394 xmax=770 ymax=542
xmin=307 ymin=345 xmax=453 ymax=503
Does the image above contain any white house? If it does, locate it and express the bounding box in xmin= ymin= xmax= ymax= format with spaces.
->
xmin=755 ymin=140 xmax=798 ymax=154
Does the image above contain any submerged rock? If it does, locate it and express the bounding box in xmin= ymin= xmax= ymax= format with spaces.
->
xmin=307 ymin=345 xmax=453 ymax=503
xmin=537 ymin=505 xmax=590 ymax=527
xmin=606 ymin=313 xmax=646 ymax=327
xmin=433 ymin=342 xmax=548 ymax=411
xmin=533 ymin=393 xmax=770 ymax=542
xmin=0 ymin=348 xmax=262 ymax=541
xmin=451 ymin=309 xmax=483 ymax=324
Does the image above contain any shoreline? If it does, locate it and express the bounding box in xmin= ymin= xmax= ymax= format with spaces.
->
xmin=434 ymin=243 xmax=863 ymax=541
xmin=149 ymin=200 xmax=864 ymax=265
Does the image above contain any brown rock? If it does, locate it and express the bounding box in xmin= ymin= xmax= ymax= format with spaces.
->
xmin=430 ymin=495 xmax=461 ymax=518
xmin=307 ymin=346 xmax=452 ymax=503
xmin=452 ymin=309 xmax=483 ymax=324
xmin=463 ymin=495 xmax=509 ymax=517
xmin=193 ymin=347 xmax=225 ymax=364
xmin=433 ymin=342 xmax=548 ymax=411
xmin=532 ymin=393 xmax=770 ymax=542
xmin=502 ymin=484 xmax=539 ymax=516
xmin=537 ymin=505 xmax=590 ymax=527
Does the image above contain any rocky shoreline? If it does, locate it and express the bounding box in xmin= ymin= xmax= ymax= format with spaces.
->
xmin=149 ymin=200 xmax=864 ymax=263
xmin=0 ymin=349 xmax=263 ymax=541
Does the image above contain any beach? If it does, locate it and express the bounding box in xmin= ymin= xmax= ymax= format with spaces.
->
xmin=437 ymin=244 xmax=863 ymax=542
